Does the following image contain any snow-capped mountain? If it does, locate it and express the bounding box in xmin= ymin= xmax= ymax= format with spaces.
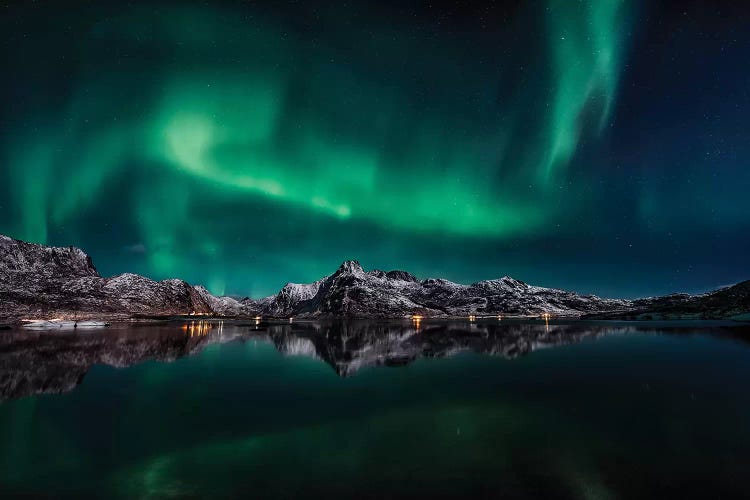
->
xmin=256 ymin=261 xmax=749 ymax=320
xmin=0 ymin=234 xmax=242 ymax=320
xmin=257 ymin=260 xmax=632 ymax=318
xmin=1 ymin=234 xmax=748 ymax=321
xmin=192 ymin=285 xmax=258 ymax=317
xmin=263 ymin=279 xmax=327 ymax=317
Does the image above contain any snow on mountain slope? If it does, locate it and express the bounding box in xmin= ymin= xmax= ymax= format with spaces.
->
xmin=263 ymin=278 xmax=327 ymax=317
xmin=253 ymin=260 xmax=632 ymax=318
xmin=192 ymin=285 xmax=259 ymax=317
xmin=2 ymin=235 xmax=748 ymax=321
xmin=0 ymin=235 xmax=219 ymax=320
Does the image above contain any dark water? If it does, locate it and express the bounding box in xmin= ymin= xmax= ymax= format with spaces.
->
xmin=1 ymin=319 xmax=750 ymax=499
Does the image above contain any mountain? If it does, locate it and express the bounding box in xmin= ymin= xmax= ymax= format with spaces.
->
xmin=1 ymin=234 xmax=748 ymax=321
xmin=256 ymin=260 xmax=749 ymax=320
xmin=0 ymin=234 xmax=257 ymax=321
xmin=192 ymin=285 xmax=259 ymax=317
xmin=258 ymin=260 xmax=632 ymax=318
xmin=583 ymin=280 xmax=750 ymax=320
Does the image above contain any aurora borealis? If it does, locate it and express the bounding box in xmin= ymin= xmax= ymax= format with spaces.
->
xmin=1 ymin=1 xmax=749 ymax=298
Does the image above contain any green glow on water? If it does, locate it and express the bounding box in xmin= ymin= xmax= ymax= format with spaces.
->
xmin=1 ymin=325 xmax=750 ymax=498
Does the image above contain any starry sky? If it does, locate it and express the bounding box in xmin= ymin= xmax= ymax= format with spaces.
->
xmin=1 ymin=0 xmax=748 ymax=299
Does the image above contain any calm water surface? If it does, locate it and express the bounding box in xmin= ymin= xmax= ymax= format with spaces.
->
xmin=1 ymin=319 xmax=750 ymax=498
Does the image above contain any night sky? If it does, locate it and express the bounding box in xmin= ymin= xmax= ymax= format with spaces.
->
xmin=1 ymin=0 xmax=748 ymax=299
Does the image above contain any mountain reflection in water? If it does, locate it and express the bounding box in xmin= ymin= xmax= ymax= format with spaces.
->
xmin=3 ymin=319 xmax=750 ymax=498
xmin=2 ymin=319 xmax=748 ymax=400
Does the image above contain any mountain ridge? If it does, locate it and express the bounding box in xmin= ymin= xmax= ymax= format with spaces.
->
xmin=1 ymin=235 xmax=748 ymax=321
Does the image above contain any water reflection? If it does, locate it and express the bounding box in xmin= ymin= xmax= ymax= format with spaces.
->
xmin=182 ymin=320 xmax=216 ymax=337
xmin=1 ymin=319 xmax=748 ymax=400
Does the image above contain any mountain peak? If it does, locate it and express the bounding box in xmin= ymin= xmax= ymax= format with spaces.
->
xmin=336 ymin=260 xmax=364 ymax=274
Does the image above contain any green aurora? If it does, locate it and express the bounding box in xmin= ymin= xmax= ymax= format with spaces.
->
xmin=2 ymin=0 xmax=748 ymax=297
